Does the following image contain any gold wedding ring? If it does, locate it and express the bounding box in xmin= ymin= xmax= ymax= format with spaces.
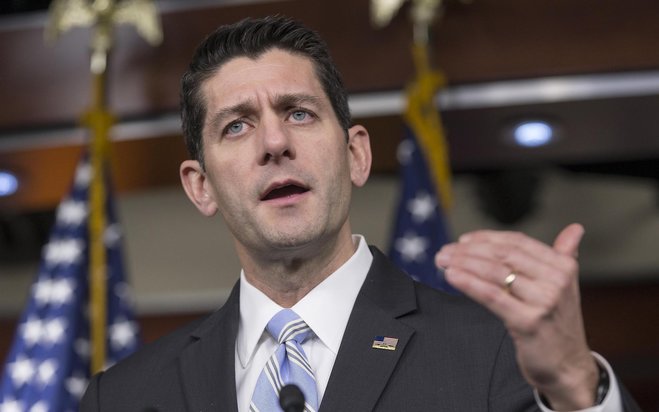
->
xmin=503 ymin=272 xmax=517 ymax=292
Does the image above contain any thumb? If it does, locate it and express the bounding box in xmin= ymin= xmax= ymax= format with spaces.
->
xmin=553 ymin=223 xmax=585 ymax=257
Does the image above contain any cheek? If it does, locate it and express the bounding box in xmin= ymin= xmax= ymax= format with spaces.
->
xmin=205 ymin=160 xmax=245 ymax=202
xmin=321 ymin=149 xmax=353 ymax=198
xmin=211 ymin=180 xmax=246 ymax=224
xmin=218 ymin=172 xmax=244 ymax=202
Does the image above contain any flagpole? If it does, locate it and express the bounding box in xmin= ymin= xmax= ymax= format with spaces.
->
xmin=46 ymin=0 xmax=162 ymax=374
xmin=407 ymin=18 xmax=454 ymax=211
xmin=82 ymin=69 xmax=113 ymax=374
xmin=408 ymin=0 xmax=454 ymax=210
xmin=79 ymin=0 xmax=120 ymax=374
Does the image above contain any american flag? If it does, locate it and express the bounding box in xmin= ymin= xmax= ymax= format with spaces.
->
xmin=0 ymin=154 xmax=140 ymax=412
xmin=389 ymin=127 xmax=456 ymax=292
xmin=389 ymin=45 xmax=457 ymax=293
xmin=372 ymin=336 xmax=399 ymax=351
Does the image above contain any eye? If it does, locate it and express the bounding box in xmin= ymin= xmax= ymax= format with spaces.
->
xmin=290 ymin=110 xmax=308 ymax=122
xmin=224 ymin=120 xmax=245 ymax=135
xmin=289 ymin=108 xmax=318 ymax=124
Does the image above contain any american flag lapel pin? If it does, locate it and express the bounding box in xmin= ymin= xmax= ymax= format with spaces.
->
xmin=372 ymin=336 xmax=398 ymax=351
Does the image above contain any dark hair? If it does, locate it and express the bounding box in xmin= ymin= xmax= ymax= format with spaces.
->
xmin=180 ymin=16 xmax=351 ymax=168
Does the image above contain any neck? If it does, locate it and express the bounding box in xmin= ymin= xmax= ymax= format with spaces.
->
xmin=237 ymin=225 xmax=357 ymax=307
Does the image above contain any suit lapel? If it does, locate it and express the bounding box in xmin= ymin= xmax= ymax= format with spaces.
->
xmin=320 ymin=247 xmax=417 ymax=411
xmin=179 ymin=283 xmax=240 ymax=412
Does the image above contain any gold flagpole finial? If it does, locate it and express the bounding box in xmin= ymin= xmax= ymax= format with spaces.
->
xmin=370 ymin=0 xmax=444 ymax=45
xmin=371 ymin=0 xmax=473 ymax=45
xmin=46 ymin=0 xmax=163 ymax=74
xmin=410 ymin=0 xmax=443 ymax=45
xmin=370 ymin=0 xmax=407 ymax=28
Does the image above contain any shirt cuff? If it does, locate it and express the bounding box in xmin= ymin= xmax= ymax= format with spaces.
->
xmin=533 ymin=352 xmax=623 ymax=412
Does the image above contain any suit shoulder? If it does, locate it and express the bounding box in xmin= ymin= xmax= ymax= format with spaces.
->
xmin=82 ymin=315 xmax=210 ymax=411
xmin=367 ymin=246 xmax=503 ymax=331
xmin=106 ymin=314 xmax=206 ymax=377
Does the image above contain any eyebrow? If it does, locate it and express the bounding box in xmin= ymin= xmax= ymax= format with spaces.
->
xmin=207 ymin=93 xmax=324 ymax=130
xmin=207 ymin=100 xmax=257 ymax=132
xmin=273 ymin=93 xmax=323 ymax=111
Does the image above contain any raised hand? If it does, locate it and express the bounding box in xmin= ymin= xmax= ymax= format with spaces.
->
xmin=435 ymin=224 xmax=599 ymax=410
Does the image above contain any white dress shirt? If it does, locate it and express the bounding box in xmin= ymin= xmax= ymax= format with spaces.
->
xmin=234 ymin=235 xmax=623 ymax=412
xmin=235 ymin=235 xmax=372 ymax=412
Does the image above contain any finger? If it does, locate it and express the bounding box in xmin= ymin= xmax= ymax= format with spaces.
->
xmin=455 ymin=230 xmax=576 ymax=275
xmin=438 ymin=249 xmax=567 ymax=308
xmin=553 ymin=223 xmax=585 ymax=258
xmin=444 ymin=266 xmax=543 ymax=334
xmin=459 ymin=230 xmax=551 ymax=258
xmin=436 ymin=240 xmax=570 ymax=288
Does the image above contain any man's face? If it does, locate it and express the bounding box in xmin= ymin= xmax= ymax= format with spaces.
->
xmin=181 ymin=49 xmax=371 ymax=258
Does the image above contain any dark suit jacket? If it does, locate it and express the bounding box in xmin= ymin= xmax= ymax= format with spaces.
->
xmin=81 ymin=247 xmax=641 ymax=411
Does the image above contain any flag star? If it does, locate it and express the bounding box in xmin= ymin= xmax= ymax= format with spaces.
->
xmin=407 ymin=191 xmax=437 ymax=223
xmin=20 ymin=317 xmax=43 ymax=347
xmin=74 ymin=162 xmax=92 ymax=188
xmin=49 ymin=278 xmax=75 ymax=306
xmin=0 ymin=397 xmax=24 ymax=412
xmin=8 ymin=355 xmax=35 ymax=387
xmin=394 ymin=233 xmax=428 ymax=263
xmin=396 ymin=139 xmax=415 ymax=165
xmin=31 ymin=278 xmax=75 ymax=307
xmin=28 ymin=401 xmax=48 ymax=412
xmin=65 ymin=374 xmax=88 ymax=399
xmin=44 ymin=238 xmax=84 ymax=266
xmin=56 ymin=199 xmax=88 ymax=226
xmin=42 ymin=318 xmax=67 ymax=346
xmin=109 ymin=319 xmax=138 ymax=350
xmin=36 ymin=359 xmax=58 ymax=386
xmin=32 ymin=278 xmax=53 ymax=306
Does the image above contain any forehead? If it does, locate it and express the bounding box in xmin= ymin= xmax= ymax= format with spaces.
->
xmin=202 ymin=49 xmax=325 ymax=108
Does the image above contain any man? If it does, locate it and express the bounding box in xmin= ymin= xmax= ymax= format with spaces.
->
xmin=81 ymin=16 xmax=640 ymax=411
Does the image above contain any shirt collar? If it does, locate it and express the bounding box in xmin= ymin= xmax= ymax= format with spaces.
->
xmin=237 ymin=235 xmax=373 ymax=368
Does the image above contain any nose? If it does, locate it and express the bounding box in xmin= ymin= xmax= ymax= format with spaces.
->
xmin=258 ymin=114 xmax=295 ymax=164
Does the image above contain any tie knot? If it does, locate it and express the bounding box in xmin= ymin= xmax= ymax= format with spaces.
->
xmin=266 ymin=309 xmax=313 ymax=344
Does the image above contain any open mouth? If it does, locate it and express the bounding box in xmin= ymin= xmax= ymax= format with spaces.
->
xmin=261 ymin=183 xmax=309 ymax=201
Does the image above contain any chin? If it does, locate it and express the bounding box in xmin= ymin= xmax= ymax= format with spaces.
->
xmin=267 ymin=233 xmax=317 ymax=250
xmin=261 ymin=226 xmax=327 ymax=251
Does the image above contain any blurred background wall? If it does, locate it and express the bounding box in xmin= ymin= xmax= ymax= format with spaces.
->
xmin=0 ymin=0 xmax=658 ymax=409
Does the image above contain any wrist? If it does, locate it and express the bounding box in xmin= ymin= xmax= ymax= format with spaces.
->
xmin=538 ymin=356 xmax=600 ymax=411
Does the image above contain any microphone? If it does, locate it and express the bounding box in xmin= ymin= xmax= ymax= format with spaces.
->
xmin=279 ymin=384 xmax=305 ymax=412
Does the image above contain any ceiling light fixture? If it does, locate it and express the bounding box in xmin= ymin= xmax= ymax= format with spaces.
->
xmin=513 ymin=121 xmax=554 ymax=147
xmin=0 ymin=171 xmax=19 ymax=197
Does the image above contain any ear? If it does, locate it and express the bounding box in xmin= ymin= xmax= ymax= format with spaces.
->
xmin=180 ymin=159 xmax=218 ymax=217
xmin=346 ymin=124 xmax=372 ymax=187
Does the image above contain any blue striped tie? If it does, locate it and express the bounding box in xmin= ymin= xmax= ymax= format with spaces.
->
xmin=250 ymin=309 xmax=318 ymax=412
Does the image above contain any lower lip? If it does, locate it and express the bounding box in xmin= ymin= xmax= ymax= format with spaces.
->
xmin=261 ymin=191 xmax=309 ymax=207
